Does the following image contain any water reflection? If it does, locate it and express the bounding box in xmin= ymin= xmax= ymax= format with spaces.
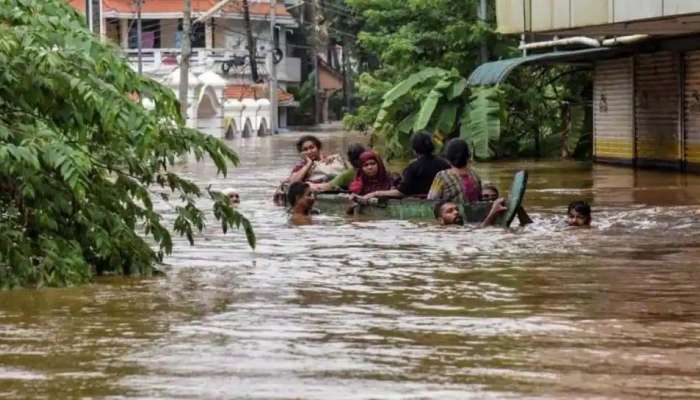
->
xmin=2 ymin=130 xmax=700 ymax=399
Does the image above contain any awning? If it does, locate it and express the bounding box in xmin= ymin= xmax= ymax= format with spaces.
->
xmin=467 ymin=47 xmax=617 ymax=86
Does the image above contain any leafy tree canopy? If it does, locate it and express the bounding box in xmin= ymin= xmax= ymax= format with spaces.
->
xmin=341 ymin=0 xmax=591 ymax=160
xmin=0 ymin=0 xmax=254 ymax=288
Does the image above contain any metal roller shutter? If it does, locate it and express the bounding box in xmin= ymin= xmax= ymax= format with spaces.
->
xmin=635 ymin=51 xmax=682 ymax=168
xmin=684 ymin=51 xmax=700 ymax=169
xmin=593 ymin=58 xmax=635 ymax=163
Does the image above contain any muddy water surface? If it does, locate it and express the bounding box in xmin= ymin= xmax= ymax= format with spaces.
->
xmin=2 ymin=131 xmax=700 ymax=399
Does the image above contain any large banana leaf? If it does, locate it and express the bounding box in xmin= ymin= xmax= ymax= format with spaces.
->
xmin=413 ymin=89 xmax=442 ymax=131
xmin=447 ymin=78 xmax=468 ymax=100
xmin=397 ymin=113 xmax=417 ymax=133
xmin=381 ymin=67 xmax=448 ymax=104
xmin=435 ymin=103 xmax=459 ymax=134
xmin=460 ymin=86 xmax=502 ymax=159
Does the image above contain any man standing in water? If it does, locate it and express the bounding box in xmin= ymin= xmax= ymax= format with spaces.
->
xmin=287 ymin=182 xmax=316 ymax=224
xmin=434 ymin=199 xmax=507 ymax=227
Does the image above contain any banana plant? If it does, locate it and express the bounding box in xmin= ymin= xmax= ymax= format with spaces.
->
xmin=373 ymin=67 xmax=505 ymax=160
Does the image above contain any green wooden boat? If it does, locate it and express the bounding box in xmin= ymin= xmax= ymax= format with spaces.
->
xmin=311 ymin=170 xmax=530 ymax=227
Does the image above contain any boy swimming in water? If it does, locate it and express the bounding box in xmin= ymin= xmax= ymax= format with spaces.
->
xmin=567 ymin=200 xmax=591 ymax=227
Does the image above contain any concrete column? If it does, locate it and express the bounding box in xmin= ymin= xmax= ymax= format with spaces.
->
xmin=119 ymin=18 xmax=129 ymax=49
xmin=205 ymin=21 xmax=213 ymax=49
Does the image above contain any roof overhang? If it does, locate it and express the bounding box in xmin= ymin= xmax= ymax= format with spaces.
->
xmin=467 ymin=47 xmax=617 ymax=86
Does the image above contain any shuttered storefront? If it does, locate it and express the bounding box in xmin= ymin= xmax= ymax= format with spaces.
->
xmin=593 ymin=58 xmax=635 ymax=163
xmin=635 ymin=52 xmax=682 ymax=168
xmin=684 ymin=51 xmax=700 ymax=170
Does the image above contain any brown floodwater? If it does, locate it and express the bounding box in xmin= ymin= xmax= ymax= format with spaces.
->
xmin=2 ymin=130 xmax=700 ymax=399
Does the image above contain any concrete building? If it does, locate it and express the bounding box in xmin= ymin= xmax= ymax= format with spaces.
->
xmin=69 ymin=0 xmax=301 ymax=137
xmin=477 ymin=0 xmax=700 ymax=171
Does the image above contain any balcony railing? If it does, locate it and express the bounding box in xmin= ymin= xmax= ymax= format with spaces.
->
xmin=122 ymin=48 xmax=301 ymax=83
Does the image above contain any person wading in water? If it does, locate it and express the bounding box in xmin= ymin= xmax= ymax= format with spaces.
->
xmin=287 ymin=181 xmax=317 ymax=225
xmin=434 ymin=199 xmax=507 ymax=227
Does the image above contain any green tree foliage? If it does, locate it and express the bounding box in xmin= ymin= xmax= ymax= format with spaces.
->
xmin=342 ymin=0 xmax=503 ymax=133
xmin=370 ymin=67 xmax=509 ymax=160
xmin=499 ymin=66 xmax=593 ymax=159
xmin=0 ymin=0 xmax=254 ymax=288
xmin=342 ymin=0 xmax=593 ymax=160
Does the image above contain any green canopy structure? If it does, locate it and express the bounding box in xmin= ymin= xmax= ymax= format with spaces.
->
xmin=467 ymin=47 xmax=617 ymax=86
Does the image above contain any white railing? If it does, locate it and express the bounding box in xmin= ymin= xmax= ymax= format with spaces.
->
xmin=123 ymin=48 xmax=301 ymax=82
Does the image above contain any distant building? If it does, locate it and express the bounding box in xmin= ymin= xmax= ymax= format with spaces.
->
xmin=69 ymin=0 xmax=301 ymax=137
xmin=477 ymin=0 xmax=700 ymax=172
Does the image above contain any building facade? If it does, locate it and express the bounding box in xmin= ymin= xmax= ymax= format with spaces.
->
xmin=491 ymin=0 xmax=700 ymax=171
xmin=69 ymin=0 xmax=301 ymax=137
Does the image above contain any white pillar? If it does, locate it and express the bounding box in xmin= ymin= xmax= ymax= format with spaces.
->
xmin=119 ymin=18 xmax=129 ymax=49
xmin=205 ymin=21 xmax=213 ymax=49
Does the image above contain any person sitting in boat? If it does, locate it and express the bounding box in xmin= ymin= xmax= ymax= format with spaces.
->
xmin=359 ymin=131 xmax=449 ymax=200
xmin=567 ymin=200 xmax=591 ymax=227
xmin=349 ymin=150 xmax=394 ymax=196
xmin=427 ymin=138 xmax=482 ymax=204
xmin=309 ymin=143 xmax=366 ymax=192
xmin=434 ymin=199 xmax=507 ymax=227
xmin=288 ymin=135 xmax=347 ymax=184
xmin=480 ymin=184 xmax=499 ymax=202
xmin=287 ymin=181 xmax=317 ymax=224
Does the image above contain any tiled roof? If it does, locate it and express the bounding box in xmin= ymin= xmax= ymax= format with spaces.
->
xmin=224 ymin=84 xmax=294 ymax=103
xmin=68 ymin=0 xmax=290 ymax=17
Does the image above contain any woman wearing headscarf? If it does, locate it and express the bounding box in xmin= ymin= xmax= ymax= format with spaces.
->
xmin=349 ymin=150 xmax=394 ymax=196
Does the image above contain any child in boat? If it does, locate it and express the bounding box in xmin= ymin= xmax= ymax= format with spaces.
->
xmin=567 ymin=200 xmax=592 ymax=227
xmin=427 ymin=138 xmax=482 ymax=203
xmin=434 ymin=199 xmax=507 ymax=227
xmin=287 ymin=181 xmax=317 ymax=224
xmin=222 ymin=188 xmax=240 ymax=207
xmin=480 ymin=184 xmax=499 ymax=202
xmin=349 ymin=150 xmax=394 ymax=196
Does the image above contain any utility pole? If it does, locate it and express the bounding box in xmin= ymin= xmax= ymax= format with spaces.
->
xmin=314 ymin=54 xmax=321 ymax=124
xmin=310 ymin=0 xmax=321 ymax=125
xmin=269 ymin=0 xmax=278 ymax=134
xmin=478 ymin=0 xmax=489 ymax=63
xmin=84 ymin=0 xmax=91 ymax=29
xmin=135 ymin=0 xmax=144 ymax=75
xmin=242 ymin=0 xmax=259 ymax=82
xmin=342 ymin=44 xmax=352 ymax=114
xmin=179 ymin=0 xmax=192 ymax=120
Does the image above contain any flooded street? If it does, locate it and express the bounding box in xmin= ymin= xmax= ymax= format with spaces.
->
xmin=2 ymin=130 xmax=700 ymax=399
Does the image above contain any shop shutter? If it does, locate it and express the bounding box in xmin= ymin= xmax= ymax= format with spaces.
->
xmin=684 ymin=50 xmax=700 ymax=168
xmin=635 ymin=51 xmax=681 ymax=168
xmin=593 ymin=57 xmax=635 ymax=162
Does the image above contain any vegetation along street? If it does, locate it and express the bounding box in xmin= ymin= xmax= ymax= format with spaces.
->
xmin=2 ymin=0 xmax=700 ymax=398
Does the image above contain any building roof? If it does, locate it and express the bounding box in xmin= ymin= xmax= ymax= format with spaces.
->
xmin=68 ymin=0 xmax=291 ymax=18
xmin=224 ymin=84 xmax=295 ymax=104
xmin=467 ymin=47 xmax=619 ymax=86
